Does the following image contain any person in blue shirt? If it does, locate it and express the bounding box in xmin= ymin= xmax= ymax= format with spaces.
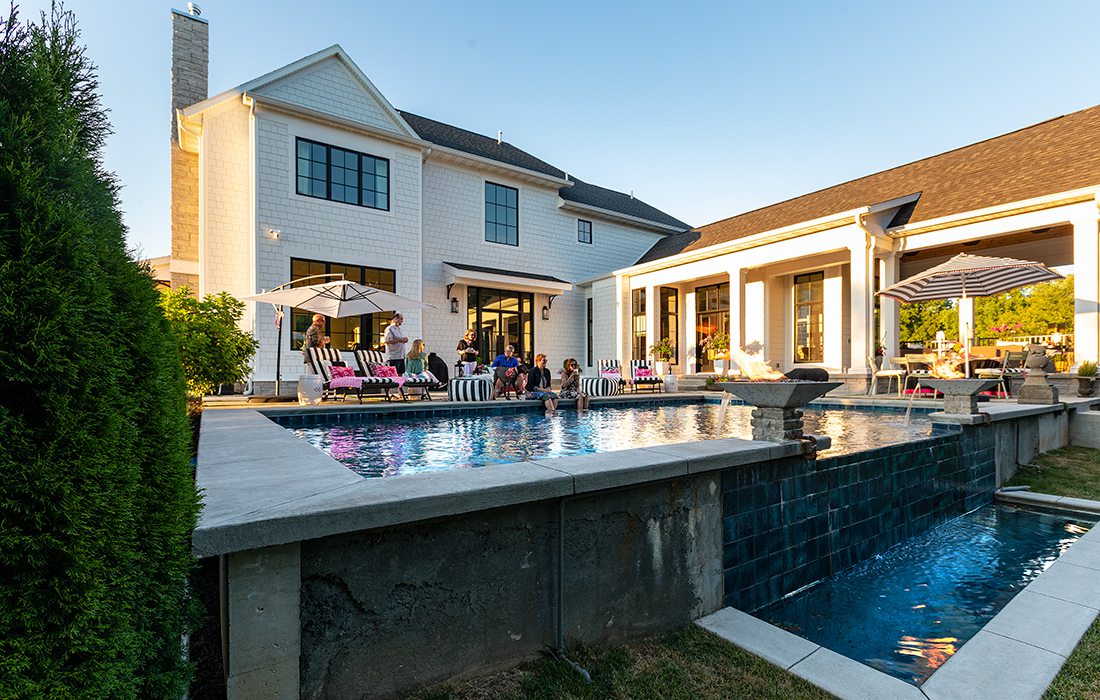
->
xmin=491 ymin=344 xmax=522 ymax=399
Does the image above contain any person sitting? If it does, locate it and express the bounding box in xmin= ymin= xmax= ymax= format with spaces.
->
xmin=559 ymin=357 xmax=589 ymax=411
xmin=456 ymin=329 xmax=480 ymax=377
xmin=526 ymin=353 xmax=559 ymax=411
xmin=405 ymin=339 xmax=432 ymax=379
xmin=491 ymin=344 xmax=523 ymax=399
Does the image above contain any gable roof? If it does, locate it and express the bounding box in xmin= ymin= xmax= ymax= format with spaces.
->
xmin=637 ymin=103 xmax=1100 ymax=264
xmin=400 ymin=111 xmax=689 ymax=231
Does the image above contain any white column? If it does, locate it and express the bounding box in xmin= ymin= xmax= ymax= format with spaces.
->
xmin=743 ymin=277 xmax=766 ymax=350
xmin=614 ymin=274 xmax=628 ymax=366
xmin=685 ymin=289 xmax=698 ymax=374
xmin=1074 ymin=216 xmax=1100 ymax=368
xmin=823 ymin=268 xmax=844 ymax=371
xmin=958 ymin=296 xmax=975 ymax=347
xmin=645 ymin=284 xmax=658 ymax=363
xmin=848 ymin=241 xmax=872 ymax=375
xmin=728 ymin=266 xmax=743 ymax=353
xmin=879 ymin=254 xmax=900 ymax=357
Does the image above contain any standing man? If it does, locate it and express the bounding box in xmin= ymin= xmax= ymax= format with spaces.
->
xmin=384 ymin=313 xmax=409 ymax=374
xmin=303 ymin=313 xmax=326 ymax=370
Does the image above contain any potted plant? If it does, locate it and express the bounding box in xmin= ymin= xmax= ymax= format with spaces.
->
xmin=1078 ymin=361 xmax=1097 ymax=397
xmin=648 ymin=338 xmax=675 ymax=376
xmin=703 ymin=332 xmax=731 ymax=375
xmin=874 ymin=341 xmax=887 ymax=369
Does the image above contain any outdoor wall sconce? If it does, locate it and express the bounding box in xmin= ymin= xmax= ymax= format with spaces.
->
xmin=266 ymin=228 xmax=282 ymax=240
xmin=541 ymin=305 xmax=550 ymax=321
xmin=450 ymin=297 xmax=459 ymax=314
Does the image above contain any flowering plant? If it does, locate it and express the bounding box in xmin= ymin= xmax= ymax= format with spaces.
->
xmin=702 ymin=332 xmax=730 ymax=357
xmin=874 ymin=341 xmax=887 ymax=357
xmin=990 ymin=322 xmax=1023 ymax=336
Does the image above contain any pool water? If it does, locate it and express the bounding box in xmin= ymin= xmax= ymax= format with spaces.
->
xmin=289 ymin=402 xmax=930 ymax=478
xmin=756 ymin=504 xmax=1095 ymax=685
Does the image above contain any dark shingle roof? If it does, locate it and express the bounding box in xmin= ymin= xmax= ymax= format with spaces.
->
xmin=637 ymin=104 xmax=1100 ymax=264
xmin=560 ymin=179 xmax=691 ymax=230
xmin=399 ymin=111 xmax=689 ymax=232
xmin=444 ymin=261 xmax=569 ymax=285
xmin=399 ymin=111 xmax=566 ymax=179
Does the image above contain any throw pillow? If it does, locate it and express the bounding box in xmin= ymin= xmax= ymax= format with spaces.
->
xmin=330 ymin=365 xmax=355 ymax=379
xmin=373 ymin=364 xmax=399 ymax=378
xmin=635 ymin=368 xmax=654 ymax=378
xmin=600 ymin=370 xmax=621 ymax=379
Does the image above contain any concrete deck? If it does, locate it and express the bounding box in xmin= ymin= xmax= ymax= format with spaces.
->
xmin=696 ymin=495 xmax=1100 ymax=700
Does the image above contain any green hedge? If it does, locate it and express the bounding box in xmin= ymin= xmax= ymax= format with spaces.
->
xmin=0 ymin=6 xmax=200 ymax=698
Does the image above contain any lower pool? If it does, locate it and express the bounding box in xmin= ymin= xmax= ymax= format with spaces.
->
xmin=756 ymin=503 xmax=1095 ymax=685
xmin=284 ymin=401 xmax=930 ymax=478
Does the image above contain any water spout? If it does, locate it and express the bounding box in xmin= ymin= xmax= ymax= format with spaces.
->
xmin=716 ymin=392 xmax=731 ymax=435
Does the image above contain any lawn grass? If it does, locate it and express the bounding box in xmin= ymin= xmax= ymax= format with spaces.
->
xmin=1004 ymin=445 xmax=1100 ymax=500
xmin=1002 ymin=445 xmax=1100 ymax=700
xmin=411 ymin=624 xmax=834 ymax=700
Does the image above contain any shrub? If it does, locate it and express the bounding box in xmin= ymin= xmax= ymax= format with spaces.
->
xmin=0 ymin=6 xmax=200 ymax=697
xmin=160 ymin=287 xmax=258 ymax=396
xmin=1079 ymin=361 xmax=1097 ymax=377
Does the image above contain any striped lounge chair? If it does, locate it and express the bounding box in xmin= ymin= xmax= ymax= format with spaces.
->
xmin=585 ymin=360 xmax=625 ymax=397
xmin=630 ymin=360 xmax=663 ymax=393
xmin=352 ymin=347 xmax=437 ymax=402
xmin=306 ymin=346 xmax=377 ymax=402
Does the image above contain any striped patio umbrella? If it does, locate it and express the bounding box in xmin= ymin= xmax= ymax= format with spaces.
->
xmin=877 ymin=253 xmax=1063 ymax=377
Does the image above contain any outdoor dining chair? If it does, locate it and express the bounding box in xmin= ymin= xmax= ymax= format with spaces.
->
xmin=975 ymin=350 xmax=1026 ymax=398
xmin=902 ymin=353 xmax=941 ymax=398
xmin=867 ymin=354 xmax=906 ymax=397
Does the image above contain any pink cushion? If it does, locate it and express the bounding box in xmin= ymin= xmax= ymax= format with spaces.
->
xmin=330 ymin=365 xmax=355 ymax=379
xmin=601 ymin=370 xmax=621 ymax=379
xmin=634 ymin=368 xmax=654 ymax=377
xmin=373 ymin=364 xmax=399 ymax=378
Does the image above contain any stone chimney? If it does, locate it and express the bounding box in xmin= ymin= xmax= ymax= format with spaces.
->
xmin=170 ymin=5 xmax=208 ymax=291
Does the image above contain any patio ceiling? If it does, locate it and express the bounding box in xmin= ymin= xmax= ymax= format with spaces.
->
xmin=899 ymin=225 xmax=1073 ymax=277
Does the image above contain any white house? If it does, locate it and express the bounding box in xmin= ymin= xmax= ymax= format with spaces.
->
xmin=167 ymin=7 xmax=688 ymax=394
xmin=595 ymin=103 xmax=1100 ymax=390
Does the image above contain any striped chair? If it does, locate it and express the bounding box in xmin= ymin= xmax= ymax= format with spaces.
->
xmin=306 ymin=347 xmax=364 ymax=401
xmin=350 ymin=348 xmax=402 ymax=401
xmin=448 ymin=376 xmax=493 ymax=402
xmin=976 ymin=350 xmax=1026 ymax=398
xmin=355 ymin=348 xmax=441 ymax=401
xmin=580 ymin=376 xmax=621 ymax=398
xmin=594 ymin=359 xmax=627 ymax=396
xmin=630 ymin=360 xmax=663 ymax=393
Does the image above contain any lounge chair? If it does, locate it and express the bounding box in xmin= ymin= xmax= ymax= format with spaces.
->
xmin=629 ymin=360 xmax=663 ymax=393
xmin=306 ymin=346 xmax=374 ymax=402
xmin=352 ymin=349 xmax=437 ymax=401
xmin=596 ymin=360 xmax=627 ymax=393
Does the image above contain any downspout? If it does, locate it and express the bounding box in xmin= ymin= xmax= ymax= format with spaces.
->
xmin=243 ymin=93 xmax=257 ymax=395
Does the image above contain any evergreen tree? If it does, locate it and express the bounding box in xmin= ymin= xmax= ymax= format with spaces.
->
xmin=0 ymin=5 xmax=200 ymax=697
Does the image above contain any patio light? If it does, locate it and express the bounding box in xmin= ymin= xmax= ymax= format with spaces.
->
xmin=450 ymin=297 xmax=459 ymax=314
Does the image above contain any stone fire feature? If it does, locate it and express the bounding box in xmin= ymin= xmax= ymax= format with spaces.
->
xmin=920 ymin=378 xmax=1000 ymax=414
xmin=717 ymin=381 xmax=843 ymax=442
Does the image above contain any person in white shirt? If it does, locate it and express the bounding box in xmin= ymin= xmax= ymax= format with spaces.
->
xmin=383 ymin=313 xmax=409 ymax=374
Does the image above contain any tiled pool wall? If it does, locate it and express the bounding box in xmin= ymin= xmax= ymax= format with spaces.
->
xmin=721 ymin=427 xmax=996 ymax=612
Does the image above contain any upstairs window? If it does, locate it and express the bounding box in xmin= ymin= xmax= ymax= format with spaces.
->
xmin=296 ymin=137 xmax=389 ymax=210
xmin=578 ymin=219 xmax=592 ymax=244
xmin=485 ymin=182 xmax=518 ymax=246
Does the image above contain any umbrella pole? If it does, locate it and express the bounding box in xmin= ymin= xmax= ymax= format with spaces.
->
xmin=275 ymin=305 xmax=283 ymax=397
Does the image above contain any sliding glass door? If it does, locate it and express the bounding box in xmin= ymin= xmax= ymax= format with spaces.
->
xmin=467 ymin=287 xmax=534 ymax=363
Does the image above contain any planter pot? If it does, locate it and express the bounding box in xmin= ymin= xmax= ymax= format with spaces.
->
xmin=298 ymin=374 xmax=324 ymax=405
xmin=1078 ymin=377 xmax=1095 ymax=397
xmin=874 ymin=355 xmax=883 ymax=370
xmin=713 ymin=359 xmax=728 ymax=376
xmin=655 ymin=360 xmax=668 ymax=376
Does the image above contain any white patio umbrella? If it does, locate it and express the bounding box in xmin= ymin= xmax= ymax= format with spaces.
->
xmin=242 ymin=278 xmax=434 ymax=395
xmin=877 ymin=253 xmax=1063 ymax=377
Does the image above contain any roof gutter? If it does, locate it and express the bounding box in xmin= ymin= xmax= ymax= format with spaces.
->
xmin=887 ymin=185 xmax=1100 ymax=237
xmin=557 ymin=198 xmax=687 ymax=235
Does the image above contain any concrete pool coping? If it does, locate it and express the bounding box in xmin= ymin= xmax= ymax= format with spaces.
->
xmin=697 ymin=496 xmax=1100 ymax=700
xmin=193 ymin=402 xmax=809 ymax=557
xmin=192 ymin=395 xmax=1098 ymax=558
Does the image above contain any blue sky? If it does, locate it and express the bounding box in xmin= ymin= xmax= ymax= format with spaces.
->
xmin=18 ymin=0 xmax=1100 ymax=258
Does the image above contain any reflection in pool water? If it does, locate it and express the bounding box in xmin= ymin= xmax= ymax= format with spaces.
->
xmin=291 ymin=402 xmax=931 ymax=478
xmin=756 ymin=504 xmax=1095 ymax=685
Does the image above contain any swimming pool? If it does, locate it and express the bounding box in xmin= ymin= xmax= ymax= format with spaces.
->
xmin=283 ymin=401 xmax=931 ymax=478
xmin=755 ymin=503 xmax=1095 ymax=685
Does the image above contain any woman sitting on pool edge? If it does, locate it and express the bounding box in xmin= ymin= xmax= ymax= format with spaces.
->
xmin=558 ymin=357 xmax=589 ymax=411
xmin=526 ymin=353 xmax=558 ymax=411
xmin=490 ymin=344 xmax=523 ymax=399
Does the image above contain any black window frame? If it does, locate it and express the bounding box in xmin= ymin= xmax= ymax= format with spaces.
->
xmin=793 ymin=271 xmax=825 ymax=364
xmin=288 ymin=258 xmax=396 ymax=351
xmin=484 ymin=181 xmax=519 ymax=246
xmin=577 ymin=218 xmax=592 ymax=244
xmin=631 ymin=288 xmax=647 ymax=361
xmin=295 ymin=137 xmax=390 ymax=211
xmin=586 ymin=297 xmax=593 ymax=367
xmin=659 ymin=287 xmax=679 ymax=365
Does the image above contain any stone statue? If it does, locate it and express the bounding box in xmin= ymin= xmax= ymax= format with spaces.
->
xmin=1018 ymin=344 xmax=1059 ymax=404
xmin=1024 ymin=344 xmax=1056 ymax=374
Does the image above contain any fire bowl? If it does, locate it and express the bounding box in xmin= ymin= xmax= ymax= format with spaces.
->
xmin=919 ymin=378 xmax=1000 ymax=396
xmin=717 ymin=381 xmax=843 ymax=409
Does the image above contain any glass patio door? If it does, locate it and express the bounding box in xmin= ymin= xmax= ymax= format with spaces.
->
xmin=467 ymin=287 xmax=534 ymax=364
xmin=695 ymin=282 xmax=729 ymax=372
